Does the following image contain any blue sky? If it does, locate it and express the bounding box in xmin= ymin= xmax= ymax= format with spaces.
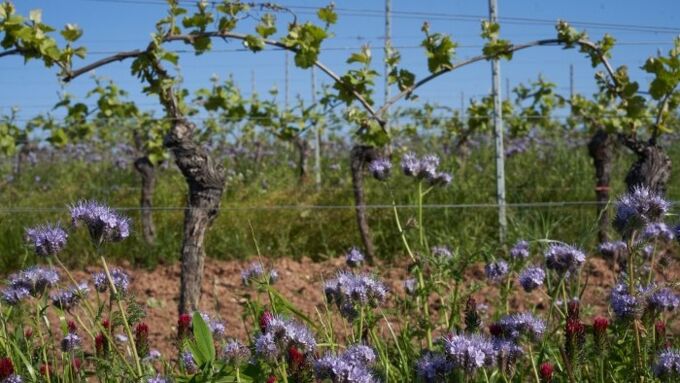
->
xmin=2 ymin=0 xmax=680 ymax=123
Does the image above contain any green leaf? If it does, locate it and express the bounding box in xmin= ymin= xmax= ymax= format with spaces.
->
xmin=255 ymin=13 xmax=276 ymax=38
xmin=190 ymin=312 xmax=215 ymax=366
xmin=243 ymin=34 xmax=264 ymax=52
xmin=60 ymin=24 xmax=83 ymax=42
xmin=317 ymin=4 xmax=337 ymax=26
xmin=28 ymin=9 xmax=41 ymax=24
xmin=192 ymin=35 xmax=211 ymax=53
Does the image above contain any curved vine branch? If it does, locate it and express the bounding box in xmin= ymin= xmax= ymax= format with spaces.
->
xmin=0 ymin=48 xmax=20 ymax=58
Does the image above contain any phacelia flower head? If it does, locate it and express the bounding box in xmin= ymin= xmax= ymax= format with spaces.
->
xmin=509 ymin=240 xmax=530 ymax=260
xmin=223 ymin=340 xmax=251 ymax=365
xmin=61 ymin=333 xmax=81 ymax=352
xmin=51 ymin=282 xmax=89 ymax=311
xmin=431 ymin=245 xmax=453 ymax=259
xmin=442 ymin=333 xmax=496 ymax=373
xmin=401 ymin=152 xmax=420 ymax=177
xmin=485 ymin=260 xmax=509 ymax=282
xmin=181 ymin=351 xmax=197 ymax=374
xmin=643 ymin=222 xmax=675 ymax=243
xmin=367 ymin=158 xmax=391 ymax=181
xmin=240 ymin=262 xmax=278 ymax=286
xmin=199 ymin=312 xmax=226 ymax=339
xmin=8 ymin=266 xmax=59 ymax=296
xmin=647 ymin=288 xmax=680 ymax=313
xmin=429 ymin=171 xmax=453 ymax=186
xmin=2 ymin=375 xmax=22 ymax=383
xmin=544 ymin=244 xmax=586 ymax=274
xmin=653 ymin=349 xmax=680 ymax=379
xmin=415 ymin=351 xmax=454 ymax=383
xmin=254 ymin=315 xmax=316 ymax=362
xmin=147 ymin=375 xmax=170 ymax=383
xmin=492 ymin=338 xmax=524 ymax=370
xmin=404 ymin=278 xmax=417 ymax=296
xmin=70 ymin=200 xmax=130 ymax=243
xmin=314 ymin=346 xmax=379 ymax=383
xmin=25 ymin=223 xmax=68 ymax=257
xmin=598 ymin=241 xmax=627 ymax=260
xmin=1 ymin=287 xmax=29 ymax=305
xmin=324 ymin=271 xmax=388 ymax=321
xmin=610 ymin=282 xmax=639 ymax=320
xmin=518 ymin=266 xmax=545 ymax=292
xmin=614 ymin=185 xmax=669 ymax=235
xmin=92 ymin=268 xmax=129 ymax=293
xmin=496 ymin=312 xmax=546 ymax=341
xmin=345 ymin=247 xmax=365 ymax=268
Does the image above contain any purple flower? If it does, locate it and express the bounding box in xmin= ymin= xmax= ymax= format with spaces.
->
xmin=647 ymin=288 xmax=679 ymax=312
xmin=496 ymin=313 xmax=546 ymax=341
xmin=401 ymin=152 xmax=420 ymax=176
xmin=240 ymin=262 xmax=278 ymax=286
xmin=324 ymin=271 xmax=388 ymax=320
xmin=51 ymin=283 xmax=89 ymax=311
xmin=419 ymin=155 xmax=440 ymax=179
xmin=544 ymin=244 xmax=586 ymax=274
xmin=485 ymin=260 xmax=509 ymax=282
xmin=314 ymin=346 xmax=379 ymax=383
xmin=367 ymin=158 xmax=391 ymax=181
xmin=614 ymin=186 xmax=669 ymax=235
xmin=492 ymin=338 xmax=524 ymax=368
xmin=610 ymin=282 xmax=638 ymax=320
xmin=223 ymin=340 xmax=251 ymax=365
xmin=254 ymin=315 xmax=316 ymax=361
xmin=92 ymin=269 xmax=129 ymax=293
xmin=181 ymin=351 xmax=197 ymax=374
xmin=1 ymin=287 xmax=30 ymax=305
xmin=518 ymin=266 xmax=545 ymax=292
xmin=2 ymin=375 xmax=23 ymax=383
xmin=61 ymin=333 xmax=81 ymax=352
xmin=431 ymin=246 xmax=452 ymax=259
xmin=254 ymin=332 xmax=279 ymax=362
xmin=147 ymin=375 xmax=170 ymax=383
xmin=345 ymin=248 xmax=364 ymax=268
xmin=199 ymin=312 xmax=226 ymax=339
xmin=442 ymin=333 xmax=496 ymax=372
xmin=404 ymin=278 xmax=417 ymax=295
xmin=70 ymin=200 xmax=130 ymax=243
xmin=8 ymin=266 xmax=59 ymax=296
xmin=598 ymin=241 xmax=627 ymax=260
xmin=25 ymin=223 xmax=68 ymax=256
xmin=416 ymin=352 xmax=453 ymax=382
xmin=509 ymin=240 xmax=530 ymax=260
xmin=343 ymin=344 xmax=376 ymax=366
xmin=653 ymin=349 xmax=680 ymax=378
xmin=643 ymin=222 xmax=675 ymax=243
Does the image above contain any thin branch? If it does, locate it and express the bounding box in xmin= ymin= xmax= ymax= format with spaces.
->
xmin=62 ymin=49 xmax=145 ymax=82
xmin=651 ymin=92 xmax=672 ymax=144
xmin=0 ymin=48 xmax=20 ymax=58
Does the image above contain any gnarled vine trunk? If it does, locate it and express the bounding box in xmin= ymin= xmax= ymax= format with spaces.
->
xmin=165 ymin=120 xmax=226 ymax=314
xmin=624 ymin=143 xmax=671 ymax=194
xmin=133 ymin=156 xmax=157 ymax=244
xmin=587 ymin=129 xmax=615 ymax=243
xmin=350 ymin=145 xmax=378 ymax=264
xmin=294 ymin=137 xmax=309 ymax=185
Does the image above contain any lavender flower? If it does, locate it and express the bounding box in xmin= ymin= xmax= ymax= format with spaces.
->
xmin=544 ymin=244 xmax=586 ymax=274
xmin=342 ymin=344 xmax=376 ymax=366
xmin=345 ymin=248 xmax=364 ymax=268
xmin=442 ymin=333 xmax=496 ymax=373
xmin=598 ymin=241 xmax=627 ymax=260
xmin=70 ymin=200 xmax=130 ymax=242
xmin=496 ymin=313 xmax=546 ymax=341
xmin=509 ymin=240 xmax=530 ymax=260
xmin=428 ymin=172 xmax=453 ymax=186
xmin=254 ymin=315 xmax=316 ymax=361
xmin=223 ymin=340 xmax=251 ymax=365
xmin=653 ymin=349 xmax=680 ymax=379
xmin=431 ymin=246 xmax=452 ymax=259
xmin=147 ymin=375 xmax=170 ymax=383
xmin=401 ymin=152 xmax=420 ymax=176
xmin=324 ymin=271 xmax=388 ymax=320
xmin=51 ymin=283 xmax=89 ymax=311
xmin=25 ymin=223 xmax=68 ymax=256
xmin=181 ymin=351 xmax=197 ymax=374
xmin=61 ymin=333 xmax=81 ymax=352
xmin=419 ymin=155 xmax=440 ymax=179
xmin=518 ymin=266 xmax=545 ymax=292
xmin=240 ymin=262 xmax=278 ymax=286
xmin=367 ymin=158 xmax=391 ymax=181
xmin=314 ymin=346 xmax=379 ymax=383
xmin=614 ymin=186 xmax=669 ymax=235
xmin=254 ymin=332 xmax=279 ymax=362
xmin=492 ymin=338 xmax=524 ymax=369
xmin=415 ymin=352 xmax=453 ymax=382
xmin=2 ymin=375 xmax=23 ymax=383
xmin=610 ymin=282 xmax=638 ymax=320
xmin=484 ymin=260 xmax=509 ymax=282
xmin=647 ymin=288 xmax=680 ymax=312
xmin=1 ymin=287 xmax=30 ymax=305
xmin=404 ymin=278 xmax=417 ymax=295
xmin=643 ymin=222 xmax=675 ymax=243
xmin=92 ymin=268 xmax=129 ymax=293
xmin=8 ymin=266 xmax=59 ymax=296
xmin=143 ymin=349 xmax=161 ymax=362
xmin=199 ymin=312 xmax=226 ymax=339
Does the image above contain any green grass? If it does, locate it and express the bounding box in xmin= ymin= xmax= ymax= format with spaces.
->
xmin=0 ymin=139 xmax=676 ymax=273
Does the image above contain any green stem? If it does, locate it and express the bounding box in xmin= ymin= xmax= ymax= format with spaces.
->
xmin=418 ymin=181 xmax=425 ymax=247
xmin=235 ymin=367 xmax=241 ymax=383
xmin=279 ymin=360 xmax=289 ymax=383
xmin=528 ymin=344 xmax=540 ymax=383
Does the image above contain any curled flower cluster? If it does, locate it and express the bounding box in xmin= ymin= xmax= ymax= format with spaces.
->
xmin=345 ymin=248 xmax=365 ymax=268
xmin=495 ymin=313 xmax=546 ymax=341
xmin=431 ymin=246 xmax=453 ymax=259
xmin=93 ymin=268 xmax=129 ymax=293
xmin=367 ymin=158 xmax=391 ymax=181
xmin=643 ymin=222 xmax=675 ymax=243
xmin=598 ymin=241 xmax=627 ymax=260
xmin=653 ymin=349 xmax=680 ymax=379
xmin=400 ymin=153 xmax=452 ymax=186
xmin=51 ymin=283 xmax=89 ymax=311
xmin=415 ymin=351 xmax=454 ymax=383
xmin=240 ymin=262 xmax=278 ymax=286
xmin=484 ymin=260 xmax=509 ymax=282
xmin=70 ymin=200 xmax=130 ymax=243
xmin=147 ymin=375 xmax=170 ymax=383
xmin=7 ymin=266 xmax=59 ymax=297
xmin=610 ymin=282 xmax=638 ymax=320
xmin=647 ymin=288 xmax=680 ymax=312
xmin=614 ymin=185 xmax=669 ymax=235
xmin=314 ymin=344 xmax=378 ymax=383
xmin=181 ymin=351 xmax=197 ymax=374
xmin=324 ymin=271 xmax=388 ymax=320
xmin=25 ymin=224 xmax=68 ymax=257
xmin=223 ymin=340 xmax=251 ymax=365
xmin=509 ymin=240 xmax=530 ymax=260
xmin=255 ymin=315 xmax=316 ymax=362
xmin=544 ymin=244 xmax=586 ymax=274
xmin=61 ymin=333 xmax=81 ymax=352
xmin=199 ymin=312 xmax=226 ymax=339
xmin=442 ymin=333 xmax=496 ymax=373
xmin=518 ymin=266 xmax=545 ymax=292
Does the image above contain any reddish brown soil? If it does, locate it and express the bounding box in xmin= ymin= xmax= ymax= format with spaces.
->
xmin=70 ymin=254 xmax=679 ymax=358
